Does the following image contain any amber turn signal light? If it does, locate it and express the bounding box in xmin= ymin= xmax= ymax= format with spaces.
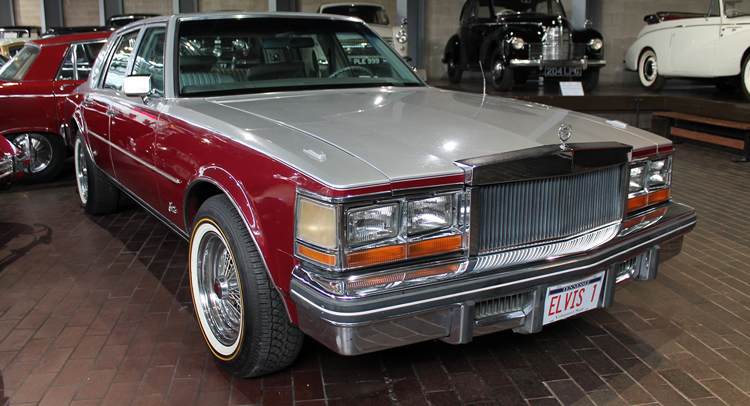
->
xmin=407 ymin=235 xmax=463 ymax=259
xmin=628 ymin=188 xmax=670 ymax=213
xmin=346 ymin=245 xmax=407 ymax=268
xmin=298 ymin=245 xmax=336 ymax=266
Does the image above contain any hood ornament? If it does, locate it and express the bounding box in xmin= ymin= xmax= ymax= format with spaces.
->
xmin=558 ymin=123 xmax=572 ymax=150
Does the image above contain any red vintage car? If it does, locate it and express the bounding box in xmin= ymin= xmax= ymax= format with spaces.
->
xmin=0 ymin=31 xmax=110 ymax=182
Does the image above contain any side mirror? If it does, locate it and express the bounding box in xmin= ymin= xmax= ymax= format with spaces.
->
xmin=584 ymin=19 xmax=593 ymax=29
xmin=123 ymin=75 xmax=152 ymax=97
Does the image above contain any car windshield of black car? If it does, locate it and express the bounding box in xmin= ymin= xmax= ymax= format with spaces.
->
xmin=492 ymin=0 xmax=564 ymax=16
xmin=176 ymin=18 xmax=421 ymax=97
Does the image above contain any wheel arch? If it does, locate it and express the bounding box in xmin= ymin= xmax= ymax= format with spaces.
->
xmin=443 ymin=34 xmax=460 ymax=63
xmin=184 ymin=170 xmax=297 ymax=323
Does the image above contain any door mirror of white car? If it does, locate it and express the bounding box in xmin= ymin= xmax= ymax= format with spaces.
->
xmin=123 ymin=75 xmax=152 ymax=97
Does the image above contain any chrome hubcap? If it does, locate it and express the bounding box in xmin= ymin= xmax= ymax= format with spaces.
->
xmin=197 ymin=231 xmax=242 ymax=347
xmin=493 ymin=61 xmax=504 ymax=79
xmin=75 ymin=141 xmax=88 ymax=203
xmin=13 ymin=134 xmax=52 ymax=173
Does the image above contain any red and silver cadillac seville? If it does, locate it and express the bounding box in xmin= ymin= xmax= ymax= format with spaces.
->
xmin=66 ymin=12 xmax=697 ymax=377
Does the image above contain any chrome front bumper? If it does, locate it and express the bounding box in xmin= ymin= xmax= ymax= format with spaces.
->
xmin=290 ymin=202 xmax=695 ymax=356
xmin=509 ymin=57 xmax=606 ymax=69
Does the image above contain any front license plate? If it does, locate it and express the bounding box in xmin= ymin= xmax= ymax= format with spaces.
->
xmin=544 ymin=66 xmax=582 ymax=77
xmin=543 ymin=271 xmax=605 ymax=325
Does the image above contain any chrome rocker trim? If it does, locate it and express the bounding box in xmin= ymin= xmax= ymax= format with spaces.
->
xmin=290 ymin=201 xmax=695 ymax=356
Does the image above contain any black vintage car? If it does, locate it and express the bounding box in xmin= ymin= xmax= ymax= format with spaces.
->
xmin=444 ymin=0 xmax=605 ymax=91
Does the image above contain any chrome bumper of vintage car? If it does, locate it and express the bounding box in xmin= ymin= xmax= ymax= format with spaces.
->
xmin=509 ymin=57 xmax=606 ymax=69
xmin=290 ymin=201 xmax=695 ymax=356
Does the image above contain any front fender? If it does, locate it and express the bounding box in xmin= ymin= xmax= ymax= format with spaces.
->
xmin=444 ymin=34 xmax=461 ymax=63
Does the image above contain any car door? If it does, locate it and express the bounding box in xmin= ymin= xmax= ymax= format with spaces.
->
xmin=461 ymin=0 xmax=494 ymax=67
xmin=107 ymin=26 xmax=166 ymax=210
xmin=53 ymin=41 xmax=105 ymax=134
xmin=670 ymin=0 xmax=721 ymax=75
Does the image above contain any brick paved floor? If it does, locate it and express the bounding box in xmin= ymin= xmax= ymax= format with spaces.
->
xmin=1 ymin=142 xmax=749 ymax=406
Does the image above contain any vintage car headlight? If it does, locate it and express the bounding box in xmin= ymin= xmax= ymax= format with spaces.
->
xmin=295 ymin=191 xmax=467 ymax=271
xmin=408 ymin=195 xmax=452 ymax=234
xmin=588 ymin=38 xmax=603 ymax=51
xmin=627 ymin=155 xmax=672 ymax=213
xmin=510 ymin=37 xmax=525 ymax=50
xmin=396 ymin=29 xmax=408 ymax=43
xmin=347 ymin=204 xmax=399 ymax=245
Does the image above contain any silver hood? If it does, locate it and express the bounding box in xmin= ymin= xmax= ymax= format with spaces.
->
xmin=178 ymin=87 xmax=664 ymax=189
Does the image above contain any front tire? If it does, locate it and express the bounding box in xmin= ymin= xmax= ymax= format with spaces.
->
xmin=190 ymin=195 xmax=303 ymax=378
xmin=490 ymin=48 xmax=513 ymax=91
xmin=742 ymin=55 xmax=750 ymax=102
xmin=581 ymin=68 xmax=600 ymax=92
xmin=74 ymin=133 xmax=119 ymax=215
xmin=7 ymin=133 xmax=65 ymax=183
xmin=638 ymin=49 xmax=666 ymax=91
xmin=447 ymin=53 xmax=463 ymax=83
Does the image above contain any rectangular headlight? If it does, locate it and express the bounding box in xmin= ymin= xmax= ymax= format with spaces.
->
xmin=649 ymin=157 xmax=671 ymax=188
xmin=296 ymin=197 xmax=337 ymax=249
xmin=629 ymin=164 xmax=647 ymax=195
xmin=407 ymin=195 xmax=453 ymax=235
xmin=347 ymin=204 xmax=399 ymax=246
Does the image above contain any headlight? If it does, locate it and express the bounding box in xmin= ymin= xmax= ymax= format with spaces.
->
xmin=408 ymin=195 xmax=453 ymax=234
xmin=649 ymin=157 xmax=671 ymax=188
xmin=627 ymin=155 xmax=672 ymax=213
xmin=629 ymin=164 xmax=647 ymax=195
xmin=396 ymin=29 xmax=408 ymax=43
xmin=347 ymin=204 xmax=399 ymax=246
xmin=588 ymin=38 xmax=603 ymax=51
xmin=510 ymin=37 xmax=525 ymax=50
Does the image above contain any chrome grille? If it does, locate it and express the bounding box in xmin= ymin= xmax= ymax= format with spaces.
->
xmin=529 ymin=26 xmax=585 ymax=61
xmin=477 ymin=165 xmax=625 ymax=254
xmin=475 ymin=291 xmax=534 ymax=319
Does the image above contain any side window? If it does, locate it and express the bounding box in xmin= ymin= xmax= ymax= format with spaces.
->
xmin=460 ymin=1 xmax=472 ymax=24
xmin=132 ymin=27 xmax=166 ymax=96
xmin=477 ymin=0 xmax=492 ymax=20
xmin=77 ymin=42 xmax=105 ymax=81
xmin=57 ymin=45 xmax=76 ymax=80
xmin=103 ymin=31 xmax=140 ymax=91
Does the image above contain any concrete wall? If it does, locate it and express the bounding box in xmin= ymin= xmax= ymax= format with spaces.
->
xmin=63 ymin=0 xmax=99 ymax=26
xmin=124 ymin=0 xmax=171 ymax=15
xmin=13 ymin=0 xmax=42 ymax=27
xmin=199 ymin=0 xmax=266 ymax=12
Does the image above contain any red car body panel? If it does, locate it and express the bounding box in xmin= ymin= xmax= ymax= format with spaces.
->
xmin=0 ymin=32 xmax=111 ymax=142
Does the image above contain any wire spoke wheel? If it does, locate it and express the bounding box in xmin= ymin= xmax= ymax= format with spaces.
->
xmin=196 ymin=228 xmax=242 ymax=349
xmin=12 ymin=133 xmax=53 ymax=173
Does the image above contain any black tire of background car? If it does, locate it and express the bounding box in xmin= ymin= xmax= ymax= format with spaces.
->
xmin=7 ymin=133 xmax=66 ymax=183
xmin=715 ymin=76 xmax=739 ymax=93
xmin=190 ymin=195 xmax=304 ymax=378
xmin=741 ymin=55 xmax=750 ymax=102
xmin=490 ymin=48 xmax=513 ymax=92
xmin=447 ymin=53 xmax=463 ymax=83
xmin=581 ymin=68 xmax=600 ymax=93
xmin=638 ymin=49 xmax=666 ymax=92
xmin=75 ymin=132 xmax=120 ymax=215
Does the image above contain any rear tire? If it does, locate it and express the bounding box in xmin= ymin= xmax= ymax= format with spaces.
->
xmin=447 ymin=53 xmax=463 ymax=83
xmin=7 ymin=133 xmax=65 ymax=183
xmin=190 ymin=195 xmax=304 ymax=378
xmin=638 ymin=49 xmax=666 ymax=91
xmin=74 ymin=132 xmax=119 ymax=215
xmin=715 ymin=76 xmax=738 ymax=93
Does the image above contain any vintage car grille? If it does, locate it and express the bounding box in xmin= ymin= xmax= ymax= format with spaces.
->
xmin=530 ymin=26 xmax=585 ymax=61
xmin=476 ymin=165 xmax=625 ymax=255
xmin=475 ymin=291 xmax=534 ymax=320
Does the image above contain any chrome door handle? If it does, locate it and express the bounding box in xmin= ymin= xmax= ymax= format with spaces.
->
xmin=81 ymin=100 xmax=93 ymax=107
xmin=106 ymin=110 xmax=121 ymax=117
xmin=59 ymin=83 xmax=78 ymax=91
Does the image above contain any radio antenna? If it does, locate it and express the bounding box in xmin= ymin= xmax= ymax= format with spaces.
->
xmin=479 ymin=61 xmax=487 ymax=96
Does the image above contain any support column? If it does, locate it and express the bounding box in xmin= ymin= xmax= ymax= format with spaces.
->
xmin=0 ymin=0 xmax=14 ymax=26
xmin=99 ymin=0 xmax=123 ymax=26
xmin=40 ymin=0 xmax=64 ymax=31
xmin=406 ymin=0 xmax=424 ymax=69
xmin=174 ymin=0 xmax=197 ymax=14
xmin=268 ymin=0 xmax=295 ymax=12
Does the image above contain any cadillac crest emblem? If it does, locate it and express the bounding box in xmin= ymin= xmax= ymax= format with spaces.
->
xmin=558 ymin=123 xmax=572 ymax=150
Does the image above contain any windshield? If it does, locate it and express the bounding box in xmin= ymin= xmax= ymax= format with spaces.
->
xmin=176 ymin=18 xmax=420 ymax=97
xmin=725 ymin=0 xmax=750 ymax=17
xmin=492 ymin=0 xmax=564 ymax=16
xmin=0 ymin=45 xmax=40 ymax=81
xmin=321 ymin=5 xmax=390 ymax=25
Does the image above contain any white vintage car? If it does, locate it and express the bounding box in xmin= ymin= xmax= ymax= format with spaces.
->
xmin=318 ymin=3 xmax=409 ymax=59
xmin=625 ymin=0 xmax=750 ymax=100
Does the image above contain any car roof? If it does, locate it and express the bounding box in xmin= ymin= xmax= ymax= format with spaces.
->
xmin=30 ymin=31 xmax=112 ymax=46
xmin=132 ymin=11 xmax=362 ymax=25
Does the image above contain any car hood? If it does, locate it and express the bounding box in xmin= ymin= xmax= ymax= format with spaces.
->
xmin=193 ymin=87 xmax=663 ymax=188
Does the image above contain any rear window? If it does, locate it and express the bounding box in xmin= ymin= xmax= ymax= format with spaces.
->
xmin=0 ymin=45 xmax=40 ymax=81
